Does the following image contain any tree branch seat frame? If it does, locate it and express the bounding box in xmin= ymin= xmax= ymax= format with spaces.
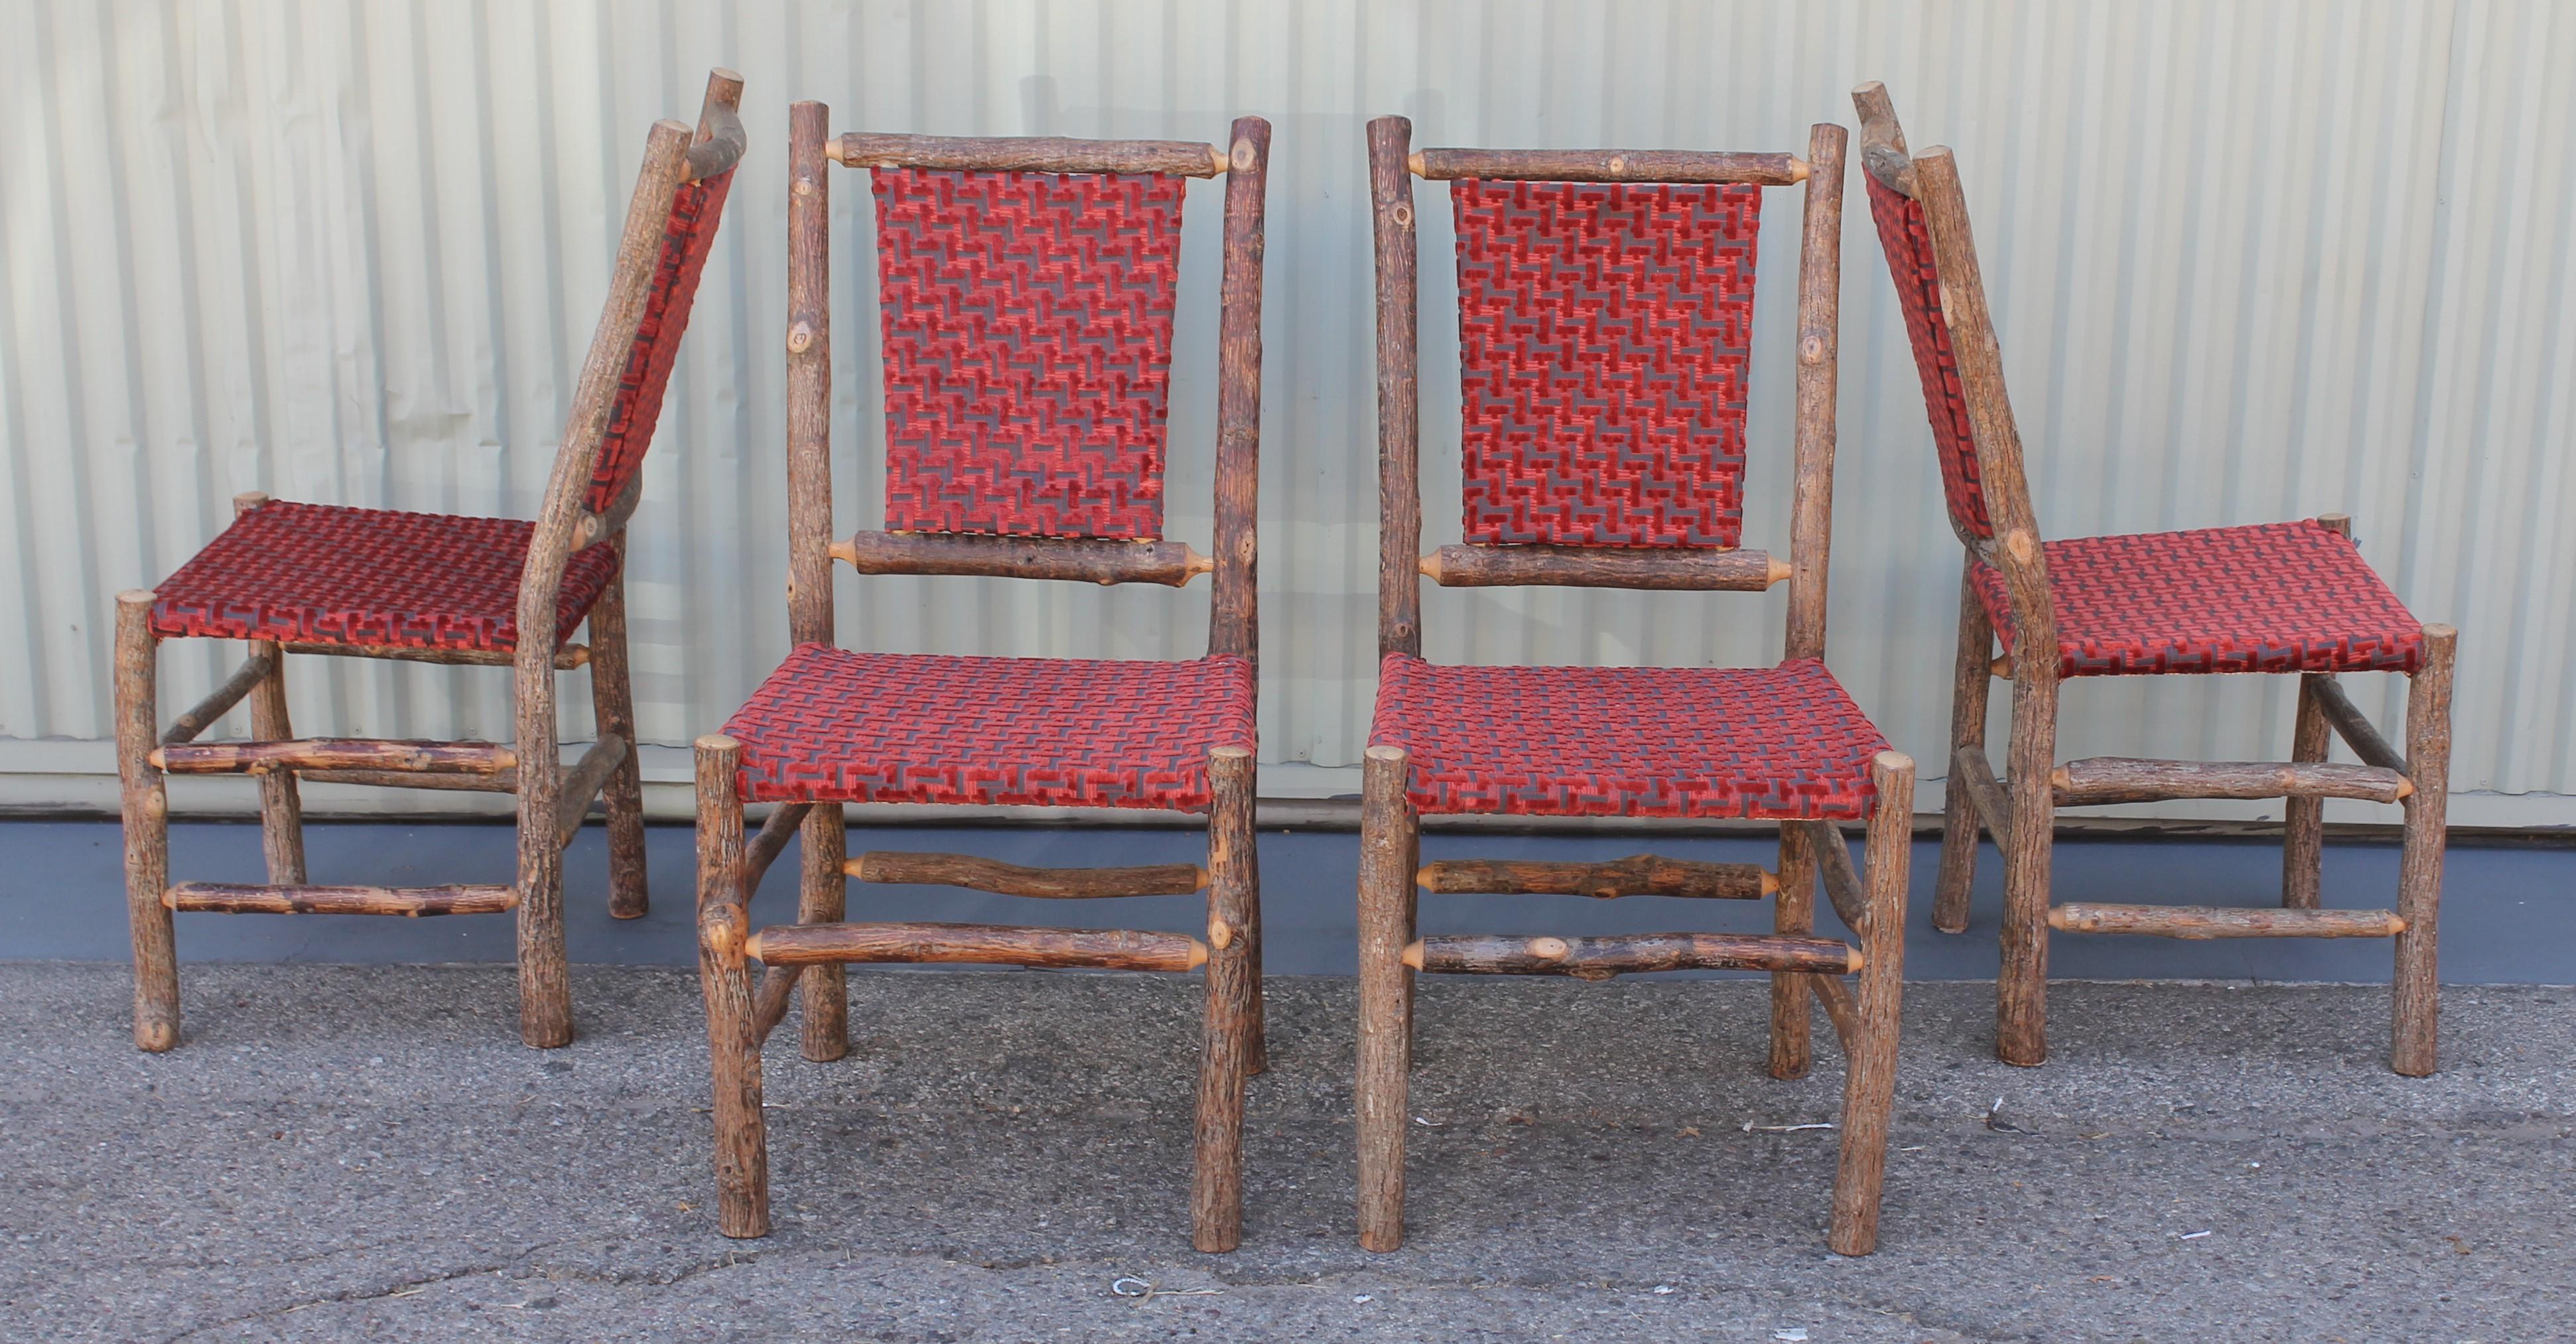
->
xmin=1852 ymin=82 xmax=2453 ymax=1077
xmin=1355 ymin=116 xmax=1915 ymax=1258
xmin=115 ymin=70 xmax=747 ymax=1053
xmin=694 ymin=110 xmax=1272 ymax=1254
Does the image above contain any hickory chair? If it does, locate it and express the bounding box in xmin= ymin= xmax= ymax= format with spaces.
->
xmin=1850 ymin=83 xmax=2455 ymax=1075
xmin=693 ymin=109 xmax=1270 ymax=1252
xmin=1354 ymin=117 xmax=1914 ymax=1258
xmin=115 ymin=70 xmax=745 ymax=1053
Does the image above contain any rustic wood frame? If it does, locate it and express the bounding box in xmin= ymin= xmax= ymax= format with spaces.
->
xmin=1353 ymin=115 xmax=1915 ymax=1258
xmin=115 ymin=70 xmax=747 ymax=1054
xmin=699 ymin=112 xmax=1270 ymax=1252
xmin=1853 ymin=82 xmax=2453 ymax=1076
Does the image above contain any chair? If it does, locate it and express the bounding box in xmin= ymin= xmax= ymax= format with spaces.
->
xmin=692 ymin=108 xmax=1271 ymax=1252
xmin=1354 ymin=117 xmax=1915 ymax=1257
xmin=1849 ymin=82 xmax=2455 ymax=1075
xmin=114 ymin=70 xmax=746 ymax=1051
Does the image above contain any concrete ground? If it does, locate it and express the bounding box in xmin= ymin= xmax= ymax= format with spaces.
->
xmin=3 ymin=963 xmax=2569 ymax=1342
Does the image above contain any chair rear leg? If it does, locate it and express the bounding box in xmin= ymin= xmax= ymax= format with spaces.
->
xmin=1769 ymin=821 xmax=1816 ymax=1079
xmin=246 ymin=640 xmax=306 ymax=885
xmin=1355 ymin=746 xmax=1415 ymax=1252
xmin=796 ymin=804 xmax=849 ymax=1063
xmin=2281 ymin=673 xmax=2332 ymax=909
xmin=1191 ymin=746 xmax=1258 ymax=1252
xmin=2392 ymin=626 xmax=2455 ymax=1077
xmin=1935 ymin=570 xmax=1993 ymax=933
xmin=115 ymin=592 xmax=180 ymax=1052
xmin=1830 ymin=752 xmax=1914 ymax=1256
xmin=587 ymin=544 xmax=650 ymax=919
xmin=1996 ymin=671 xmax=2059 ymax=1067
xmin=696 ymin=736 xmax=770 ymax=1237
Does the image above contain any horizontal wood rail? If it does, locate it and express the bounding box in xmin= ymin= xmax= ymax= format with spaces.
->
xmin=554 ymin=735 xmax=632 ymax=846
xmin=1420 ymin=544 xmax=1788 ymax=590
xmin=850 ymin=851 xmax=1208 ymax=898
xmin=1786 ymin=821 xmax=1870 ymax=937
xmin=830 ymin=133 xmax=1230 ymax=177
xmin=153 ymin=739 xmax=517 ymax=775
xmin=1409 ymin=147 xmax=1808 ymax=184
xmin=832 ymin=531 xmax=1213 ymax=586
xmin=165 ymin=882 xmax=518 ymax=917
xmin=2311 ymin=678 xmax=2407 ymax=773
xmin=1416 ymin=855 xmax=1774 ymax=900
xmin=1402 ymin=931 xmax=1858 ymax=979
xmin=162 ymin=653 xmax=276 ymax=745
xmin=1950 ymin=744 xmax=2015 ymax=849
xmin=2049 ymin=902 xmax=2405 ymax=939
xmin=2051 ymin=757 xmax=2412 ymax=807
xmin=746 ymin=920 xmax=1209 ymax=973
xmin=293 ymin=768 xmax=517 ymax=793
xmin=280 ymin=641 xmax=590 ymax=669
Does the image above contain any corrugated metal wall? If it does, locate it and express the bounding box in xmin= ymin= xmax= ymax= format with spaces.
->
xmin=5 ymin=0 xmax=2571 ymax=823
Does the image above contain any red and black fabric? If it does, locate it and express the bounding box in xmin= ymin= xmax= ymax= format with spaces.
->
xmin=149 ymin=500 xmax=620 ymax=653
xmin=1972 ymin=519 xmax=2424 ymax=677
xmin=1450 ymin=180 xmax=1761 ymax=550
xmin=724 ymin=643 xmax=1255 ymax=810
xmin=1862 ymin=172 xmax=1994 ymax=542
xmin=1370 ymin=654 xmax=1889 ymax=821
xmin=584 ymin=167 xmax=736 ymax=513
xmin=871 ymin=168 xmax=1185 ymax=541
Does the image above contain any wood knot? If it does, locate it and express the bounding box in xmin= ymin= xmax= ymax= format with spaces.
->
xmin=1606 ymin=155 xmax=1627 ymax=174
xmin=1208 ymin=917 xmax=1235 ymax=950
xmin=1798 ymin=333 xmax=1827 ymax=366
xmin=786 ymin=322 xmax=814 ymax=354
xmin=1391 ymin=203 xmax=1413 ymax=229
xmin=1527 ymin=936 xmax=1571 ymax=961
xmin=1231 ymin=139 xmax=1256 ymax=172
xmin=793 ymin=176 xmax=815 ymax=197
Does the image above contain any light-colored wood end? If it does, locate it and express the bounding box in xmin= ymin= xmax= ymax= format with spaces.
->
xmin=1416 ymin=551 xmax=1443 ymax=582
xmin=2317 ymin=512 xmax=2352 ymax=537
xmin=1406 ymin=150 xmax=1427 ymax=176
xmin=1184 ymin=545 xmax=1215 ymax=580
xmin=1843 ymin=943 xmax=1864 ymax=973
xmin=2420 ymin=622 xmax=2457 ymax=640
xmin=1871 ymin=750 xmax=1914 ymax=779
xmin=146 ymin=747 xmax=167 ymax=770
xmin=559 ymin=643 xmax=592 ymax=668
xmin=1207 ymin=916 xmax=1235 ymax=951
xmin=694 ymin=733 xmax=742 ymax=754
xmin=2394 ymin=777 xmax=2416 ymax=800
xmin=1527 ymin=935 xmax=1570 ymax=961
xmin=1186 ymin=938 xmax=1211 ymax=971
xmin=116 ymin=588 xmax=156 ymax=608
xmin=1853 ymin=80 xmax=1887 ymax=98
xmin=2044 ymin=906 xmax=2074 ymax=932
xmin=827 ymin=537 xmax=858 ymax=567
xmin=1789 ymin=156 xmax=1812 ymax=182
xmin=2048 ymin=765 xmax=2073 ymax=793
xmin=1414 ymin=865 xmax=1436 ymax=889
xmin=1209 ymin=744 xmax=1254 ymax=762
xmin=1765 ymin=555 xmax=1795 ymax=588
xmin=1989 ymin=653 xmax=2013 ymax=679
xmin=2003 ymin=527 xmax=2039 ymax=565
xmin=1192 ymin=864 xmax=1212 ymax=892
xmin=2389 ymin=915 xmax=2408 ymax=934
xmin=1365 ymin=744 xmax=1408 ymax=764
xmin=1398 ymin=939 xmax=1425 ymax=970
xmin=823 ymin=135 xmax=848 ymax=166
xmin=738 ymin=928 xmax=764 ymax=961
xmin=1759 ymin=869 xmax=1781 ymax=896
xmin=232 ymin=491 xmax=271 ymax=516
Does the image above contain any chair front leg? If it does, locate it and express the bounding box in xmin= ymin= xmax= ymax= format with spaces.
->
xmin=1830 ymin=751 xmax=1914 ymax=1256
xmin=586 ymin=538 xmax=649 ymax=919
xmin=695 ymin=735 xmax=770 ymax=1237
xmin=1769 ymin=821 xmax=1817 ymax=1079
xmin=1996 ymin=669 xmax=2059 ymax=1067
xmin=2392 ymin=625 xmax=2455 ymax=1077
xmin=1191 ymin=746 xmax=1258 ymax=1252
xmin=1354 ymin=746 xmax=1415 ymax=1252
xmin=514 ymin=669 xmax=573 ymax=1049
xmin=2281 ymin=673 xmax=2333 ymax=909
xmin=115 ymin=592 xmax=180 ymax=1052
xmin=1935 ymin=569 xmax=1993 ymax=932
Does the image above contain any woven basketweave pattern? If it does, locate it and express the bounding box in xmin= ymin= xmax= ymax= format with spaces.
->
xmin=585 ymin=168 xmax=736 ymax=513
xmin=150 ymin=501 xmax=619 ymax=653
xmin=724 ymin=643 xmax=1255 ymax=810
xmin=1370 ymin=654 xmax=1889 ymax=821
xmin=1972 ymin=520 xmax=2424 ymax=677
xmin=1863 ymin=172 xmax=1994 ymax=541
xmin=872 ymin=168 xmax=1185 ymax=540
xmin=1450 ymin=180 xmax=1761 ymax=549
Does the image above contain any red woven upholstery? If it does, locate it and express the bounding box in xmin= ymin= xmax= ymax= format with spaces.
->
xmin=1972 ymin=520 xmax=2423 ymax=677
xmin=872 ymin=168 xmax=1184 ymax=540
xmin=1862 ymin=172 xmax=1994 ymax=542
xmin=149 ymin=501 xmax=618 ymax=653
xmin=585 ymin=168 xmax=735 ymax=513
xmin=1450 ymin=180 xmax=1760 ymax=549
xmin=724 ymin=643 xmax=1254 ymax=810
xmin=1371 ymin=654 xmax=1889 ymax=821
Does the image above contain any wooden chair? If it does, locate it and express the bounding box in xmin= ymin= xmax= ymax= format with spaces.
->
xmin=1849 ymin=83 xmax=2455 ymax=1075
xmin=1354 ymin=117 xmax=1915 ymax=1257
xmin=692 ymin=109 xmax=1270 ymax=1252
xmin=114 ymin=71 xmax=746 ymax=1052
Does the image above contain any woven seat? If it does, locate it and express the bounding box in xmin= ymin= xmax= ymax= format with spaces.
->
xmin=149 ymin=500 xmax=621 ymax=654
xmin=1371 ymin=654 xmax=1890 ymax=821
xmin=1969 ymin=519 xmax=2423 ymax=678
xmin=724 ymin=643 xmax=1256 ymax=810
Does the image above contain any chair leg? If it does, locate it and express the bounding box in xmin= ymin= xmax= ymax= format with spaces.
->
xmin=1996 ymin=671 xmax=2059 ymax=1067
xmin=514 ymin=663 xmax=572 ymax=1049
xmin=696 ymin=736 xmax=770 ymax=1237
xmin=2392 ymin=626 xmax=2455 ymax=1077
xmin=1191 ymin=746 xmax=1258 ymax=1252
xmin=1354 ymin=746 xmax=1415 ymax=1252
xmin=115 ymin=592 xmax=180 ymax=1052
xmin=246 ymin=639 xmax=306 ymax=885
xmin=1768 ymin=821 xmax=1816 ymax=1079
xmin=587 ymin=543 xmax=650 ymax=919
xmin=1934 ymin=570 xmax=1993 ymax=933
xmin=796 ymin=803 xmax=849 ymax=1063
xmin=1830 ymin=752 xmax=1914 ymax=1256
xmin=2281 ymin=673 xmax=2332 ymax=909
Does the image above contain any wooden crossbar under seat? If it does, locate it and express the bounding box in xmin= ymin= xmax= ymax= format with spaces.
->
xmin=744 ymin=921 xmax=1209 ymax=973
xmin=165 ymin=883 xmax=519 ymax=917
xmin=1417 ymin=855 xmax=1775 ymax=900
xmin=848 ymin=850 xmax=1209 ymax=898
xmin=2049 ymin=904 xmax=2404 ymax=939
xmin=1404 ymin=931 xmax=1858 ymax=978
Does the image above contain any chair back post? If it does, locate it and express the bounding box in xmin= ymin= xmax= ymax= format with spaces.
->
xmin=1207 ymin=117 xmax=1272 ymax=671
xmin=785 ymin=100 xmax=837 ymax=649
xmin=1781 ymin=121 xmax=1847 ymax=663
xmin=1367 ymin=115 xmax=1423 ymax=659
